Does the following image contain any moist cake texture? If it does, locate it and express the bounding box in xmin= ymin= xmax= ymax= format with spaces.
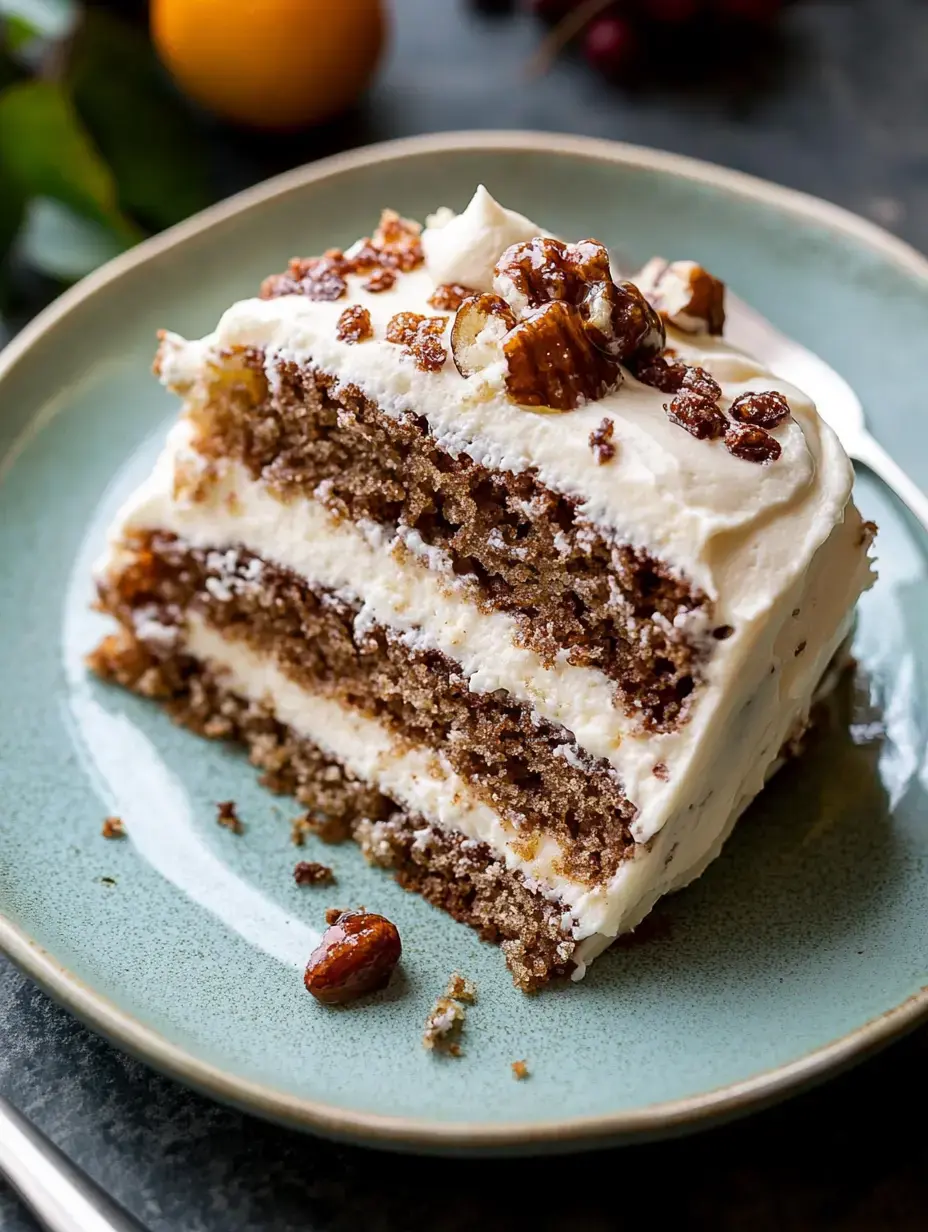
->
xmin=92 ymin=186 xmax=875 ymax=988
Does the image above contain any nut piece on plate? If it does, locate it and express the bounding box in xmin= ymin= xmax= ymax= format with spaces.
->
xmin=634 ymin=257 xmax=726 ymax=335
xmin=304 ymin=910 xmax=402 ymax=1005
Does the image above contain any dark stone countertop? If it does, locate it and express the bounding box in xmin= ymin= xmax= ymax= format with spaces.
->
xmin=3 ymin=0 xmax=928 ymax=1226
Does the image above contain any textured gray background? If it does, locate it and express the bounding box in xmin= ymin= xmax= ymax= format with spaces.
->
xmin=4 ymin=0 xmax=928 ymax=1227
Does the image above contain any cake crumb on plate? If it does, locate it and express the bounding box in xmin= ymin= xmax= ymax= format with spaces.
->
xmin=101 ymin=816 xmax=125 ymax=839
xmin=423 ymin=973 xmax=477 ymax=1055
xmin=216 ymin=800 xmax=244 ymax=834
xmin=294 ymin=860 xmax=335 ymax=886
xmin=512 ymin=1059 xmax=529 ymax=1080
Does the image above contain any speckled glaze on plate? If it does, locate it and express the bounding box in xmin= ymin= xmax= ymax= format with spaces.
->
xmin=1 ymin=133 xmax=927 ymax=1155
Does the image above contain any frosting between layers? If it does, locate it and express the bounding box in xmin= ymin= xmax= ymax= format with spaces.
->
xmin=100 ymin=417 xmax=873 ymax=852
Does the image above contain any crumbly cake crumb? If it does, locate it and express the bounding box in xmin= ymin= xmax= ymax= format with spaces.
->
xmin=216 ymin=800 xmax=244 ymax=834
xmin=294 ymin=860 xmax=335 ymax=886
xmin=290 ymin=813 xmax=312 ymax=846
xmin=101 ymin=816 xmax=125 ymax=839
xmin=511 ymin=1059 xmax=529 ymax=1080
xmin=324 ymin=906 xmax=345 ymax=925
xmin=423 ymin=972 xmax=477 ymax=1054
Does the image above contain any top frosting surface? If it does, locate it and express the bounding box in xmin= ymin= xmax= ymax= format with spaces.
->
xmin=158 ymin=186 xmax=854 ymax=616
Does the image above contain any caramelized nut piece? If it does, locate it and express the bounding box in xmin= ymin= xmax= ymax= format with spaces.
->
xmin=729 ymin=390 xmax=790 ymax=428
xmin=450 ymin=293 xmax=516 ymax=376
xmin=503 ymin=301 xmax=621 ymax=410
xmin=589 ymin=417 xmax=616 ymax=464
xmin=724 ymin=423 xmax=782 ymax=463
xmin=681 ymin=366 xmax=722 ymax=401
xmin=363 ymin=267 xmax=396 ymax=293
xmin=260 ymin=256 xmax=347 ymax=302
xmin=336 ymin=305 xmax=373 ymax=344
xmin=429 ymin=283 xmax=479 ymax=311
xmin=386 ymin=311 xmax=425 ymax=345
xmin=371 ymin=208 xmax=423 ymax=271
xmin=304 ymin=910 xmax=402 ymax=1005
xmin=635 ymin=257 xmax=726 ymax=335
xmin=633 ymin=354 xmax=689 ymax=393
xmin=664 ymin=392 xmax=728 ymax=440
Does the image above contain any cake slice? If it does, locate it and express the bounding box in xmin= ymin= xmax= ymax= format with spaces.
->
xmin=91 ymin=186 xmax=875 ymax=989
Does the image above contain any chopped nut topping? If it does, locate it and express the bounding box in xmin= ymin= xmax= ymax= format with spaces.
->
xmin=260 ymin=256 xmax=347 ymax=302
xmin=216 ymin=800 xmax=244 ymax=834
xmin=450 ymin=293 xmax=516 ymax=376
xmin=101 ymin=816 xmax=125 ymax=839
xmin=429 ymin=282 xmax=478 ymax=311
xmin=511 ymin=1060 xmax=530 ymax=1081
xmin=729 ymin=390 xmax=790 ymax=428
xmin=652 ymin=762 xmax=669 ymax=781
xmin=363 ymin=267 xmax=396 ymax=293
xmin=450 ymin=236 xmax=665 ymax=412
xmin=304 ymin=910 xmax=401 ymax=1005
xmin=664 ymin=392 xmax=727 ymax=440
xmin=386 ymin=311 xmax=426 ymax=345
xmin=635 ymin=257 xmax=726 ymax=335
xmin=724 ymin=423 xmax=782 ymax=464
xmin=712 ymin=625 xmax=734 ymax=640
xmin=504 ymin=300 xmax=621 ymax=411
xmin=294 ymin=861 xmax=335 ymax=886
xmin=336 ymin=304 xmax=373 ymax=344
xmin=386 ymin=312 xmax=448 ymax=371
xmin=681 ymin=366 xmax=722 ymax=401
xmin=633 ymin=355 xmax=689 ymax=393
xmin=589 ymin=417 xmax=616 ymax=464
xmin=370 ymin=208 xmax=424 ymax=271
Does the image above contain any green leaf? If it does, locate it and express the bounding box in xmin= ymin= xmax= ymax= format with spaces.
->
xmin=0 ymin=0 xmax=77 ymax=42
xmin=17 ymin=196 xmax=128 ymax=280
xmin=0 ymin=79 xmax=140 ymax=242
xmin=69 ymin=10 xmax=211 ymax=231
xmin=0 ymin=175 xmax=24 ymax=289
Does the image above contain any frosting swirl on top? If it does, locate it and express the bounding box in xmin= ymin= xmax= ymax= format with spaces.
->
xmin=422 ymin=185 xmax=547 ymax=292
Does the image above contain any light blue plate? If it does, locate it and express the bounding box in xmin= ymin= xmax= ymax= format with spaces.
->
xmin=1 ymin=133 xmax=927 ymax=1154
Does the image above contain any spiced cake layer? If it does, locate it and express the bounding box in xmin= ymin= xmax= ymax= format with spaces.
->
xmin=93 ymin=186 xmax=875 ymax=987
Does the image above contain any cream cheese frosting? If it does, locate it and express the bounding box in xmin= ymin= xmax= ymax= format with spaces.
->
xmin=101 ymin=186 xmax=875 ymax=967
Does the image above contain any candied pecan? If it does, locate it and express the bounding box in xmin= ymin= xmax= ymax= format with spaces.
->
xmin=664 ymin=392 xmax=727 ymax=440
xmin=386 ymin=312 xmax=425 ymax=345
xmin=336 ymin=304 xmax=373 ymax=344
xmin=409 ymin=327 xmax=448 ymax=372
xmin=724 ymin=423 xmax=782 ymax=463
xmin=635 ymin=257 xmax=726 ymax=335
xmin=260 ymin=255 xmax=347 ymax=302
xmin=681 ymin=366 xmax=722 ymax=401
xmin=371 ymin=208 xmax=423 ymax=271
xmin=429 ymin=283 xmax=479 ymax=311
xmin=729 ymin=390 xmax=790 ymax=428
xmin=634 ymin=355 xmax=688 ymax=393
xmin=589 ymin=417 xmax=616 ymax=464
xmin=216 ymin=800 xmax=244 ymax=834
xmin=294 ymin=860 xmax=335 ymax=886
xmin=363 ymin=267 xmax=396 ymax=293
xmin=450 ymin=293 xmax=517 ymax=376
xmin=304 ymin=910 xmax=401 ymax=1005
xmin=494 ymin=237 xmax=664 ymax=363
xmin=503 ymin=300 xmax=620 ymax=411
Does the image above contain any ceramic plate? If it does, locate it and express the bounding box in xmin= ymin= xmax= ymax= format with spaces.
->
xmin=1 ymin=133 xmax=927 ymax=1154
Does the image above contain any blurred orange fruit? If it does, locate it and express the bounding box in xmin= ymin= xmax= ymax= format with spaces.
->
xmin=151 ymin=0 xmax=386 ymax=130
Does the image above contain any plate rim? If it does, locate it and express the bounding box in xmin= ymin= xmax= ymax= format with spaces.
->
xmin=2 ymin=129 xmax=927 ymax=1151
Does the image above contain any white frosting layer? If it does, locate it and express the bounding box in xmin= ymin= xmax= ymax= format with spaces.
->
xmin=100 ymin=188 xmax=876 ymax=964
xmin=157 ymin=187 xmax=853 ymax=619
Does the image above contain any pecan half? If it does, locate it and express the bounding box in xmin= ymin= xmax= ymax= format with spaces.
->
xmin=503 ymin=300 xmax=621 ymax=411
xmin=635 ymin=257 xmax=726 ymax=335
xmin=304 ymin=911 xmax=402 ymax=1005
xmin=450 ymin=293 xmax=516 ymax=377
xmin=729 ymin=390 xmax=790 ymax=428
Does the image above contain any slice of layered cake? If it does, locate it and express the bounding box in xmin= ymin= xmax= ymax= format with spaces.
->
xmin=91 ymin=186 xmax=875 ymax=989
